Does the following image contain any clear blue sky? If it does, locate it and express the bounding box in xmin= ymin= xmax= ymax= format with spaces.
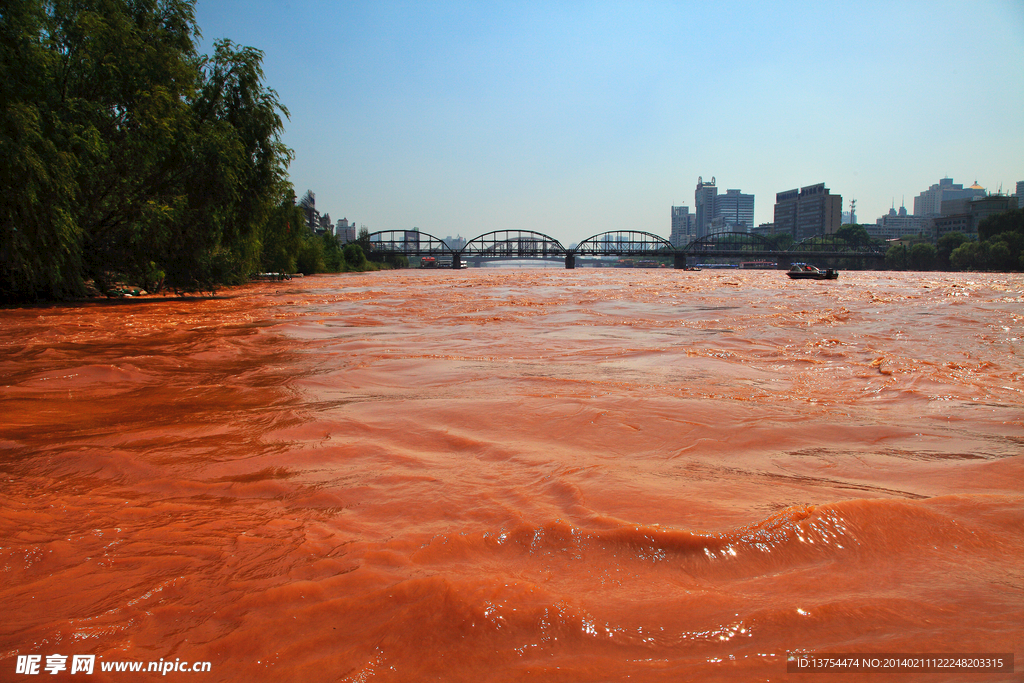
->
xmin=195 ymin=0 xmax=1024 ymax=244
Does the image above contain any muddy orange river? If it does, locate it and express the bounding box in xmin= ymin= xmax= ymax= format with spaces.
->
xmin=2 ymin=269 xmax=1022 ymax=682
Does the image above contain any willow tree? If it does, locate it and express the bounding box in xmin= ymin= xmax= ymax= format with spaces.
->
xmin=169 ymin=39 xmax=291 ymax=290
xmin=1 ymin=0 xmax=293 ymax=300
xmin=51 ymin=0 xmax=202 ymax=294
xmin=1 ymin=0 xmax=84 ymax=299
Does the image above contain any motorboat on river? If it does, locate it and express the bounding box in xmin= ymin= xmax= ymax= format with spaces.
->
xmin=787 ymin=264 xmax=838 ymax=280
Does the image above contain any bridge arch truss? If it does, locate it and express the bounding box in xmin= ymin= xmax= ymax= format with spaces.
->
xmin=574 ymin=230 xmax=673 ymax=256
xmin=365 ymin=230 xmax=455 ymax=256
xmin=461 ymin=230 xmax=567 ymax=259
xmin=683 ymin=231 xmax=776 ymax=256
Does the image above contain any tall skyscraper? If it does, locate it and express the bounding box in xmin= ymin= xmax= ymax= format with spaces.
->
xmin=694 ymin=177 xmax=756 ymax=237
xmin=670 ymin=206 xmax=694 ymax=247
xmin=773 ymin=183 xmax=842 ymax=240
xmin=695 ymin=177 xmax=718 ymax=239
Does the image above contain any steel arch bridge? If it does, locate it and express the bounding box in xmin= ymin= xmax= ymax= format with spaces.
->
xmin=361 ymin=228 xmax=886 ymax=269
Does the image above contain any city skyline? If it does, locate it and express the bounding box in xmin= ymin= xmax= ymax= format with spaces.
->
xmin=194 ymin=1 xmax=1023 ymax=244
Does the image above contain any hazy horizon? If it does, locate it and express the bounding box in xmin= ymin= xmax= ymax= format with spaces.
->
xmin=195 ymin=0 xmax=1024 ymax=244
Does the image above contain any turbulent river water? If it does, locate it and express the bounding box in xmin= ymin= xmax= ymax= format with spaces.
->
xmin=2 ymin=269 xmax=1022 ymax=682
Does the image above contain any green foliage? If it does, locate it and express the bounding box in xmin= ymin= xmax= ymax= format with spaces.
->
xmin=985 ymin=231 xmax=1022 ymax=271
xmin=936 ymin=232 xmax=967 ymax=271
xmin=835 ymin=224 xmax=871 ymax=246
xmin=259 ymin=194 xmax=304 ymax=274
xmin=156 ymin=38 xmax=292 ymax=292
xmin=295 ymin=234 xmax=324 ymax=275
xmin=1 ymin=0 xmax=302 ymax=301
xmin=885 ymin=243 xmax=908 ymax=270
xmin=950 ymin=241 xmax=984 ymax=271
xmin=944 ymin=210 xmax=1023 ymax=272
xmin=977 ymin=208 xmax=1023 ymax=242
xmin=320 ymin=231 xmax=345 ymax=272
xmin=53 ymin=0 xmax=203 ymax=293
xmin=342 ymin=243 xmax=368 ymax=270
xmin=766 ymin=233 xmax=793 ymax=250
xmin=947 ymin=238 xmax=1018 ymax=272
xmin=183 ymin=40 xmax=292 ymax=284
xmin=1 ymin=0 xmax=84 ymax=299
xmin=987 ymin=240 xmax=1014 ymax=272
xmin=255 ymin=196 xmax=384 ymax=276
xmin=908 ymin=242 xmax=936 ymax=271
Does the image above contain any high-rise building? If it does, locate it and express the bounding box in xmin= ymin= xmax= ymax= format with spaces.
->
xmin=670 ymin=205 xmax=695 ymax=247
xmin=773 ymin=183 xmax=842 ymax=240
xmin=913 ymin=178 xmax=985 ymax=216
xmin=336 ymin=218 xmax=356 ymax=243
xmin=1015 ymin=180 xmax=1023 ymax=199
xmin=694 ymin=177 xmax=754 ymax=237
xmin=972 ymin=194 xmax=1018 ymax=223
xmin=716 ymin=189 xmax=754 ymax=232
xmin=695 ymin=177 xmax=718 ymax=239
xmin=751 ymin=222 xmax=777 ymax=236
xmin=401 ymin=227 xmax=421 ymax=252
xmin=933 ymin=194 xmax=1020 ymax=239
xmin=444 ymin=235 xmax=467 ymax=250
xmin=773 ymin=189 xmax=800 ymax=238
xmin=317 ymin=212 xmax=333 ymax=235
xmin=299 ymin=190 xmax=318 ymax=232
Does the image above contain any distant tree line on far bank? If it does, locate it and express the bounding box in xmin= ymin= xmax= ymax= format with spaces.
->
xmin=798 ymin=217 xmax=1024 ymax=273
xmin=697 ymin=216 xmax=1024 ymax=272
xmin=768 ymin=213 xmax=1023 ymax=273
xmin=881 ymin=209 xmax=1024 ymax=272
xmin=1 ymin=0 xmax=389 ymax=303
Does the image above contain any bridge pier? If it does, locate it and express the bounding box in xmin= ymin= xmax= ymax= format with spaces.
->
xmin=674 ymin=254 xmax=687 ymax=269
xmin=776 ymin=256 xmax=791 ymax=270
xmin=565 ymin=254 xmax=576 ymax=269
xmin=452 ymin=253 xmax=462 ymax=269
